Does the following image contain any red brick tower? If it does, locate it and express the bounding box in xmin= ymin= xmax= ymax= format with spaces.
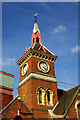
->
xmin=0 ymin=71 xmax=14 ymax=110
xmin=17 ymin=15 xmax=58 ymax=118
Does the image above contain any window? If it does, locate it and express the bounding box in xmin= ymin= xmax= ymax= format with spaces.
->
xmin=36 ymin=37 xmax=39 ymax=44
xmin=47 ymin=91 xmax=50 ymax=105
xmin=77 ymin=104 xmax=80 ymax=120
xmin=36 ymin=87 xmax=45 ymax=105
xmin=46 ymin=89 xmax=53 ymax=106
xmin=39 ymin=90 xmax=42 ymax=103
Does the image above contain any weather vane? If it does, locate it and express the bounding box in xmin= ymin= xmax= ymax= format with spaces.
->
xmin=34 ymin=13 xmax=38 ymax=23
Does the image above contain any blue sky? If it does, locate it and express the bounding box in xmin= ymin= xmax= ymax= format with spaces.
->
xmin=2 ymin=2 xmax=78 ymax=97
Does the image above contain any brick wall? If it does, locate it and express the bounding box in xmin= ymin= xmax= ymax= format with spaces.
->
xmin=19 ymin=57 xmax=55 ymax=81
xmin=0 ymin=93 xmax=13 ymax=110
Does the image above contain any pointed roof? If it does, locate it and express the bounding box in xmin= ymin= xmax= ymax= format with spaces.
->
xmin=30 ymin=43 xmax=57 ymax=56
xmin=17 ymin=43 xmax=57 ymax=67
xmin=33 ymin=23 xmax=40 ymax=33
xmin=49 ymin=85 xmax=80 ymax=117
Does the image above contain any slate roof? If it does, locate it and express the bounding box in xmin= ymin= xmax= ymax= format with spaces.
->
xmin=53 ymin=85 xmax=80 ymax=115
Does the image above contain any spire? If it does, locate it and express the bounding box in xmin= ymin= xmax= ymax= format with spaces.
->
xmin=33 ymin=13 xmax=40 ymax=33
xmin=33 ymin=23 xmax=40 ymax=34
xmin=31 ymin=14 xmax=41 ymax=46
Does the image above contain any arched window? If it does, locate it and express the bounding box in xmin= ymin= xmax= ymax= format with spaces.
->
xmin=36 ymin=37 xmax=39 ymax=44
xmin=77 ymin=104 xmax=80 ymax=120
xmin=36 ymin=87 xmax=45 ymax=105
xmin=46 ymin=89 xmax=53 ymax=106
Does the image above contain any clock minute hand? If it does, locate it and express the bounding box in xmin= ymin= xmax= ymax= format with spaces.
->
xmin=43 ymin=66 xmax=47 ymax=71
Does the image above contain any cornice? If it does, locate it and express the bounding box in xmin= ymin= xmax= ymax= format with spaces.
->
xmin=19 ymin=71 xmax=56 ymax=83
xmin=18 ymin=71 xmax=57 ymax=88
xmin=17 ymin=49 xmax=57 ymax=67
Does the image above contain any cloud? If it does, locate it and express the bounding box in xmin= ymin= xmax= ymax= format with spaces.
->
xmin=0 ymin=58 xmax=16 ymax=67
xmin=53 ymin=25 xmax=66 ymax=33
xmin=71 ymin=45 xmax=80 ymax=54
xmin=39 ymin=2 xmax=52 ymax=11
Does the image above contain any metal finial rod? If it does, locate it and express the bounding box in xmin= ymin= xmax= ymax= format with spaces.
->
xmin=34 ymin=13 xmax=37 ymax=23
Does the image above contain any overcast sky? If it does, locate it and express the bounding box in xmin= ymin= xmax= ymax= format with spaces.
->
xmin=1 ymin=2 xmax=78 ymax=97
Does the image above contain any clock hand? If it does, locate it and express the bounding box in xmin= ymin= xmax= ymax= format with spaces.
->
xmin=43 ymin=66 xmax=47 ymax=71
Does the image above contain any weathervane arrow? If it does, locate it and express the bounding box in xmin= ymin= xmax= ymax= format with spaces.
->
xmin=34 ymin=13 xmax=38 ymax=23
xmin=34 ymin=13 xmax=37 ymax=16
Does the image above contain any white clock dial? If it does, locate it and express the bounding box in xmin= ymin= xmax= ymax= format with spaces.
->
xmin=40 ymin=63 xmax=48 ymax=71
xmin=22 ymin=63 xmax=28 ymax=76
xmin=38 ymin=61 xmax=50 ymax=73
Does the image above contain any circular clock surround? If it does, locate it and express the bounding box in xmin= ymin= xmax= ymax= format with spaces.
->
xmin=22 ymin=63 xmax=28 ymax=76
xmin=38 ymin=61 xmax=50 ymax=73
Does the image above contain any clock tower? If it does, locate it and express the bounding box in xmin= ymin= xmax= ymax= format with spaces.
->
xmin=17 ymin=16 xmax=58 ymax=118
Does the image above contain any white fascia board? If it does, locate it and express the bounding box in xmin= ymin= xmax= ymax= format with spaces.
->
xmin=41 ymin=44 xmax=56 ymax=56
xmin=48 ymin=109 xmax=65 ymax=118
xmin=52 ymin=101 xmax=59 ymax=112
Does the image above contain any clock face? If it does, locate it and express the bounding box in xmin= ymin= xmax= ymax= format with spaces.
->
xmin=38 ymin=61 xmax=50 ymax=73
xmin=22 ymin=63 xmax=28 ymax=76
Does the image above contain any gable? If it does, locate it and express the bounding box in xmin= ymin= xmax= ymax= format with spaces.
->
xmin=0 ymin=96 xmax=36 ymax=119
xmin=30 ymin=43 xmax=57 ymax=56
xmin=48 ymin=85 xmax=80 ymax=118
xmin=66 ymin=89 xmax=80 ymax=118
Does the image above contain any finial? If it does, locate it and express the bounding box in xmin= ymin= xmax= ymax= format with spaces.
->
xmin=34 ymin=13 xmax=37 ymax=23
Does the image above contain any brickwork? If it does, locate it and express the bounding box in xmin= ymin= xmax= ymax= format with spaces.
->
xmin=0 ymin=93 xmax=13 ymax=110
xmin=19 ymin=76 xmax=58 ymax=118
xmin=1 ymin=98 xmax=33 ymax=119
xmin=20 ymin=57 xmax=55 ymax=81
xmin=31 ymin=31 xmax=41 ymax=45
xmin=17 ymin=45 xmax=58 ymax=118
xmin=1 ymin=20 xmax=79 ymax=119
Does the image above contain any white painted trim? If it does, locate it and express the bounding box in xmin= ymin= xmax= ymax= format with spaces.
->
xmin=48 ymin=109 xmax=65 ymax=118
xmin=41 ymin=44 xmax=56 ymax=56
xmin=75 ymin=100 xmax=80 ymax=118
xmin=48 ymin=109 xmax=54 ymax=117
xmin=75 ymin=100 xmax=80 ymax=109
xmin=32 ymin=42 xmax=36 ymax=49
xmin=48 ymin=101 xmax=66 ymax=118
xmin=19 ymin=72 xmax=57 ymax=87
xmin=52 ymin=101 xmax=59 ymax=112
xmin=18 ymin=110 xmax=20 ymax=116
